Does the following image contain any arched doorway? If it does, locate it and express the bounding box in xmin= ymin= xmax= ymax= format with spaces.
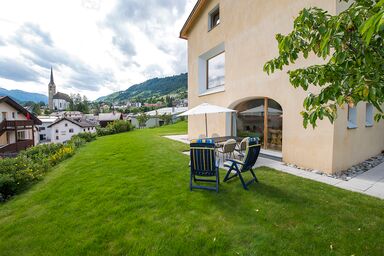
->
xmin=235 ymin=97 xmax=283 ymax=151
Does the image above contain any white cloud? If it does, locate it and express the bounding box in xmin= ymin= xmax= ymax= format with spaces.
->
xmin=0 ymin=0 xmax=195 ymax=100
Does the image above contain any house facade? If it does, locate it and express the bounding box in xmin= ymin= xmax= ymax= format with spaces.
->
xmin=0 ymin=96 xmax=41 ymax=154
xmin=180 ymin=0 xmax=384 ymax=173
xmin=37 ymin=116 xmax=58 ymax=143
xmin=48 ymin=117 xmax=96 ymax=144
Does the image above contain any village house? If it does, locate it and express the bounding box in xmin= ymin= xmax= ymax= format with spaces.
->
xmin=50 ymin=111 xmax=84 ymax=119
xmin=48 ymin=117 xmax=96 ymax=144
xmin=0 ymin=96 xmax=41 ymax=154
xmin=180 ymin=0 xmax=384 ymax=173
xmin=37 ymin=116 xmax=58 ymax=143
xmin=98 ymin=112 xmax=123 ymax=127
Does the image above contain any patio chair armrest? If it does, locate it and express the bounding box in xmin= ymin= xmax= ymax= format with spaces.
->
xmin=225 ymin=159 xmax=244 ymax=165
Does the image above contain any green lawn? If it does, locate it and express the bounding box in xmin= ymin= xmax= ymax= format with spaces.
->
xmin=0 ymin=121 xmax=383 ymax=255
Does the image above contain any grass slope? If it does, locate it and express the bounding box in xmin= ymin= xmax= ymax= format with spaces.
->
xmin=0 ymin=122 xmax=383 ymax=255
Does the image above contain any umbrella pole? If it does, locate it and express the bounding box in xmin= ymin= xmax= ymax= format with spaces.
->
xmin=205 ymin=113 xmax=208 ymax=137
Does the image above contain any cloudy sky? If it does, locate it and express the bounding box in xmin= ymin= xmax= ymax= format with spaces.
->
xmin=0 ymin=0 xmax=195 ymax=100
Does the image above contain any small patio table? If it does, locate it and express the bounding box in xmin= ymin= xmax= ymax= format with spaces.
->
xmin=207 ymin=136 xmax=244 ymax=147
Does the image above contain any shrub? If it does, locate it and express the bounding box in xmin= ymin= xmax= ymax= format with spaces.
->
xmin=97 ymin=120 xmax=133 ymax=136
xmin=76 ymin=132 xmax=97 ymax=142
xmin=0 ymin=133 xmax=92 ymax=201
xmin=49 ymin=145 xmax=75 ymax=166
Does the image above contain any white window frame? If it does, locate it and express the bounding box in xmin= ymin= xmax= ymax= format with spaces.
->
xmin=365 ymin=103 xmax=374 ymax=127
xmin=347 ymin=106 xmax=357 ymax=129
xmin=198 ymin=42 xmax=225 ymax=96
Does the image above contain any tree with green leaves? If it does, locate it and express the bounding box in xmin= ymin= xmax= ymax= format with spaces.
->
xmin=264 ymin=0 xmax=384 ymax=128
xmin=32 ymin=103 xmax=41 ymax=115
xmin=69 ymin=93 xmax=90 ymax=113
xmin=137 ymin=113 xmax=149 ymax=128
xmin=161 ymin=113 xmax=173 ymax=125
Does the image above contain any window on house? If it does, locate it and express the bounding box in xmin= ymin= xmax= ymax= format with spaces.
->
xmin=12 ymin=112 xmax=15 ymax=118
xmin=1 ymin=112 xmax=6 ymax=121
xmin=56 ymin=136 xmax=59 ymax=140
xmin=83 ymin=129 xmax=86 ymax=132
xmin=56 ymin=129 xmax=59 ymax=133
xmin=65 ymin=123 xmax=68 ymax=127
xmin=69 ymin=128 xmax=74 ymax=133
xmin=17 ymin=131 xmax=26 ymax=140
xmin=207 ymin=52 xmax=225 ymax=89
xmin=347 ymin=106 xmax=357 ymax=129
xmin=366 ymin=103 xmax=374 ymax=127
xmin=209 ymin=5 xmax=220 ymax=30
xmin=39 ymin=127 xmax=45 ymax=131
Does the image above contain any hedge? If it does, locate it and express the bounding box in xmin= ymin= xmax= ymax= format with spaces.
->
xmin=0 ymin=133 xmax=96 ymax=202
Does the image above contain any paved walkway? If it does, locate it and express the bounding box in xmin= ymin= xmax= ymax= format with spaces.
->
xmin=164 ymin=135 xmax=384 ymax=200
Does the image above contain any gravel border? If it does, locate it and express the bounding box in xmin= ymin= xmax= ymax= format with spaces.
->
xmin=284 ymin=153 xmax=384 ymax=181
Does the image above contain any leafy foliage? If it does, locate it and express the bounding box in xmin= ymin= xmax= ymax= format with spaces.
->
xmin=264 ymin=0 xmax=384 ymax=128
xmin=96 ymin=120 xmax=133 ymax=136
xmin=69 ymin=93 xmax=90 ymax=113
xmin=160 ymin=113 xmax=173 ymax=125
xmin=136 ymin=113 xmax=150 ymax=128
xmin=0 ymin=133 xmax=96 ymax=201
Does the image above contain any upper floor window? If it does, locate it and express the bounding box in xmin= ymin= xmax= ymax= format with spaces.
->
xmin=366 ymin=103 xmax=374 ymax=127
xmin=12 ymin=112 xmax=15 ymax=119
xmin=207 ymin=52 xmax=225 ymax=89
xmin=65 ymin=123 xmax=68 ymax=127
xmin=69 ymin=128 xmax=74 ymax=133
xmin=347 ymin=105 xmax=357 ymax=129
xmin=209 ymin=5 xmax=220 ymax=30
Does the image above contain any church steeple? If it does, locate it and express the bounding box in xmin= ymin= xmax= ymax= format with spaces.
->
xmin=49 ymin=66 xmax=55 ymax=85
xmin=48 ymin=66 xmax=56 ymax=110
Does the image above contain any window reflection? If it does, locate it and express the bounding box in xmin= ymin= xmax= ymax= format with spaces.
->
xmin=207 ymin=52 xmax=225 ymax=89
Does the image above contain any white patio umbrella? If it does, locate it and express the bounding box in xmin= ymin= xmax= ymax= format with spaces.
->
xmin=178 ymin=103 xmax=236 ymax=137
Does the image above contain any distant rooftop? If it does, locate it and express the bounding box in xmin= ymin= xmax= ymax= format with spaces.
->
xmin=98 ymin=112 xmax=122 ymax=121
xmin=145 ymin=107 xmax=188 ymax=116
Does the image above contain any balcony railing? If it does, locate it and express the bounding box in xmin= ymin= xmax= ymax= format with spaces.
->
xmin=0 ymin=140 xmax=34 ymax=153
xmin=0 ymin=120 xmax=35 ymax=135
xmin=5 ymin=120 xmax=35 ymax=127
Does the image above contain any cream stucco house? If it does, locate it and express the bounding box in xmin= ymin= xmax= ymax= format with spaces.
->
xmin=180 ymin=0 xmax=384 ymax=173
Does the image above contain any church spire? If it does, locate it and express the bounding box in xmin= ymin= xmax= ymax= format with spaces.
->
xmin=50 ymin=66 xmax=55 ymax=85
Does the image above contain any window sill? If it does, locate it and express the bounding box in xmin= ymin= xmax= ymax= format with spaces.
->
xmin=208 ymin=23 xmax=220 ymax=32
xmin=347 ymin=125 xmax=358 ymax=129
xmin=199 ymin=86 xmax=225 ymax=97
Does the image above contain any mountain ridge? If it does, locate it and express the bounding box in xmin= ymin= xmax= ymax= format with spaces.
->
xmin=97 ymin=73 xmax=187 ymax=103
xmin=0 ymin=87 xmax=48 ymax=104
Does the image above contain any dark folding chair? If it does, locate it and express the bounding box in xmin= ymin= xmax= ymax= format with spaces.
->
xmin=223 ymin=138 xmax=261 ymax=190
xmin=190 ymin=139 xmax=220 ymax=192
